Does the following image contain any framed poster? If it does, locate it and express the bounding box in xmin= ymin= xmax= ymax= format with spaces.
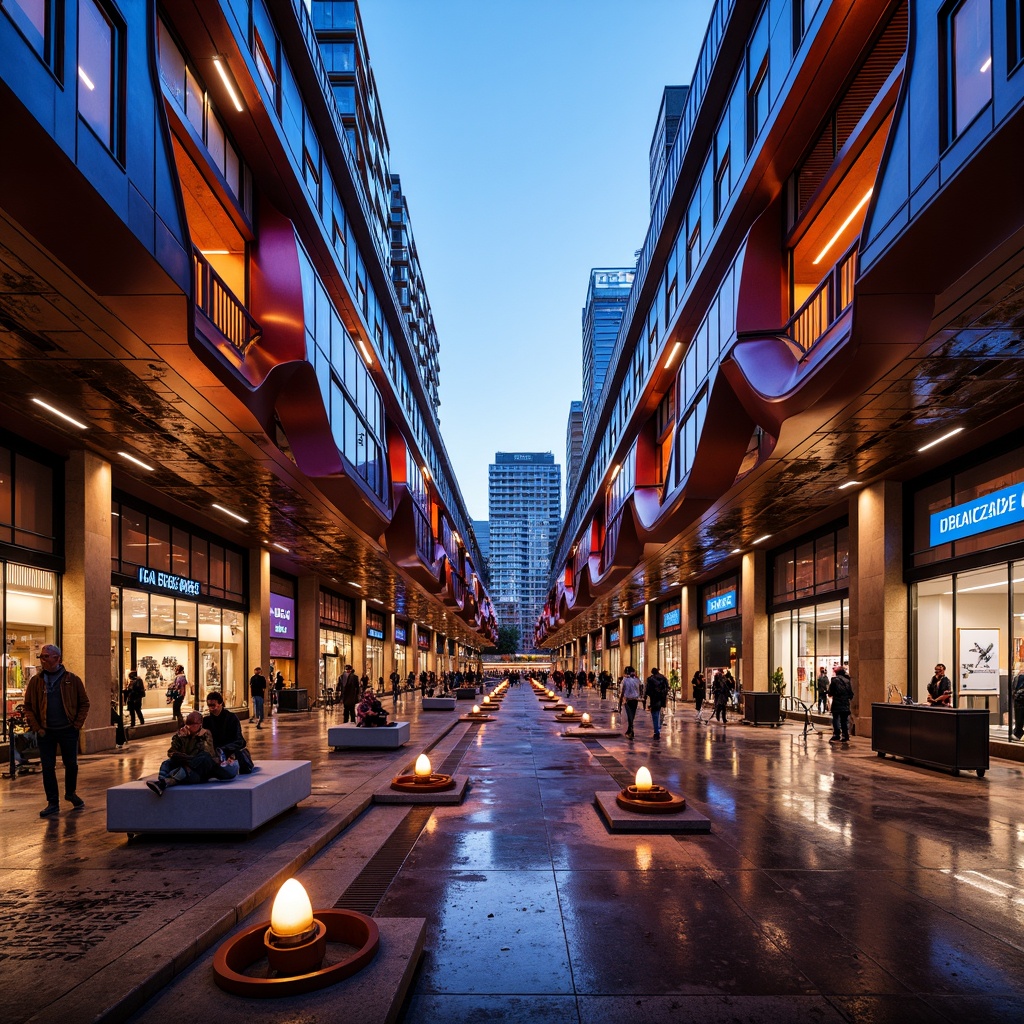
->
xmin=957 ymin=628 xmax=1000 ymax=695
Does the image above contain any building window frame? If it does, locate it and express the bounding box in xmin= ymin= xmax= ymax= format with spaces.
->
xmin=76 ymin=0 xmax=124 ymax=160
xmin=943 ymin=0 xmax=993 ymax=146
xmin=4 ymin=0 xmax=64 ymax=73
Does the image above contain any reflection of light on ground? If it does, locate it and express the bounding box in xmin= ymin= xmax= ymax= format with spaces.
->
xmin=704 ymin=781 xmax=736 ymax=819
xmin=781 ymin=790 xmax=852 ymax=844
xmin=941 ymin=869 xmax=1024 ymax=905
xmin=424 ymin=816 xmax=437 ymax=834
xmin=635 ymin=843 xmax=653 ymax=870
xmin=457 ymin=829 xmax=497 ymax=864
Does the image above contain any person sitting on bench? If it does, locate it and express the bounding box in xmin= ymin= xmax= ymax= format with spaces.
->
xmin=147 ymin=711 xmax=236 ymax=795
xmin=355 ymin=688 xmax=389 ymax=727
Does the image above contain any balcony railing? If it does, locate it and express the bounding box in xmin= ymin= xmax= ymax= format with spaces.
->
xmin=788 ymin=242 xmax=858 ymax=353
xmin=192 ymin=248 xmax=261 ymax=353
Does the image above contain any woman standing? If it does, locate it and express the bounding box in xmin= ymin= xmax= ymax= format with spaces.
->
xmin=618 ymin=666 xmax=642 ymax=739
xmin=171 ymin=664 xmax=189 ymax=727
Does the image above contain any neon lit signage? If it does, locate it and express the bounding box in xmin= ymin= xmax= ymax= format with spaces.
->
xmin=706 ymin=590 xmax=737 ymax=616
xmin=136 ymin=567 xmax=201 ymax=597
xmin=270 ymin=594 xmax=295 ymax=639
xmin=929 ymin=483 xmax=1024 ymax=546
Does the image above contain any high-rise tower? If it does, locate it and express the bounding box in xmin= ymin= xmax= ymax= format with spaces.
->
xmin=582 ymin=269 xmax=634 ymax=444
xmin=488 ymin=453 xmax=561 ymax=649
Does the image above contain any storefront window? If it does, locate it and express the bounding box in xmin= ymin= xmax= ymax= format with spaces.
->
xmin=771 ymin=599 xmax=848 ymax=705
xmin=3 ymin=563 xmax=57 ymax=732
xmin=320 ymin=627 xmax=353 ymax=692
xmin=912 ymin=563 xmax=1018 ymax=739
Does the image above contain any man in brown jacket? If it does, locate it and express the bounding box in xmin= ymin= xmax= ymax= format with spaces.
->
xmin=24 ymin=644 xmax=90 ymax=818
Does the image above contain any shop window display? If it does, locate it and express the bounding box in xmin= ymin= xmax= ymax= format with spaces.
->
xmin=3 ymin=564 xmax=57 ymax=732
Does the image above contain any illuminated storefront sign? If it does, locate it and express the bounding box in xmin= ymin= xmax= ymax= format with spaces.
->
xmin=706 ymin=590 xmax=737 ymax=616
xmin=929 ymin=483 xmax=1024 ymax=546
xmin=136 ymin=567 xmax=201 ymax=597
xmin=270 ymin=594 xmax=295 ymax=639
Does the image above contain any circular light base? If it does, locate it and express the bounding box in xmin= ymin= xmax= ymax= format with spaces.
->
xmin=615 ymin=785 xmax=687 ymax=814
xmin=390 ymin=772 xmax=455 ymax=792
xmin=554 ymin=713 xmax=582 ymax=722
xmin=213 ymin=909 xmax=379 ymax=997
xmin=264 ymin=919 xmax=327 ymax=976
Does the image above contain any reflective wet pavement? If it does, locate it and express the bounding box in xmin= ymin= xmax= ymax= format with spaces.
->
xmin=3 ymin=684 xmax=1024 ymax=1023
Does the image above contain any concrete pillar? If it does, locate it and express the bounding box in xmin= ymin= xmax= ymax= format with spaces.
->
xmin=683 ymin=584 xmax=700 ymax=696
xmin=248 ymin=548 xmax=269 ymax=710
xmin=644 ymin=602 xmax=657 ymax=678
xmin=741 ymin=549 xmax=768 ymax=691
xmin=297 ymin=575 xmax=320 ymax=697
xmin=352 ymin=598 xmax=366 ymax=679
xmin=64 ymin=450 xmax=114 ymax=753
xmin=850 ymin=481 xmax=906 ymax=737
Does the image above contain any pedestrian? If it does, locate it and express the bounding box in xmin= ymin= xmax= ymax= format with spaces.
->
xmin=202 ymin=691 xmax=248 ymax=760
xmin=692 ymin=672 xmax=707 ymax=719
xmin=618 ymin=666 xmax=642 ymax=739
xmin=23 ymin=644 xmax=90 ymax=817
xmin=249 ymin=666 xmax=267 ymax=728
xmin=1012 ymin=665 xmax=1024 ymax=739
xmin=126 ymin=670 xmax=146 ymax=728
xmin=815 ymin=667 xmax=830 ymax=713
xmin=273 ymin=672 xmax=284 ymax=711
xmin=711 ymin=670 xmax=731 ymax=724
xmin=338 ymin=664 xmax=360 ymax=723
xmin=147 ymin=711 xmax=236 ymax=795
xmin=171 ymin=664 xmax=189 ymax=727
xmin=645 ymin=666 xmax=669 ymax=739
xmin=599 ymin=670 xmax=610 ymax=699
xmin=828 ymin=665 xmax=854 ymax=742
xmin=926 ymin=663 xmax=952 ymax=706
xmin=565 ymin=669 xmax=575 ymax=698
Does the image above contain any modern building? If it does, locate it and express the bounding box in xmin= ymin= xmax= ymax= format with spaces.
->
xmin=581 ymin=268 xmax=634 ymax=444
xmin=649 ymin=85 xmax=690 ymax=208
xmin=565 ymin=400 xmax=584 ymax=504
xmin=472 ymin=518 xmax=491 ymax=588
xmin=0 ymin=0 xmax=495 ymax=751
xmin=489 ymin=453 xmax=561 ymax=648
xmin=539 ymin=0 xmax=1024 ymax=760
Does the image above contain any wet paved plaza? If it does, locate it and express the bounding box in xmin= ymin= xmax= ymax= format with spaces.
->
xmin=3 ymin=682 xmax=1024 ymax=1023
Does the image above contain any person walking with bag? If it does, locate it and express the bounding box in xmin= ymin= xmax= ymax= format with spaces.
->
xmin=618 ymin=666 xmax=642 ymax=739
xmin=645 ymin=667 xmax=669 ymax=739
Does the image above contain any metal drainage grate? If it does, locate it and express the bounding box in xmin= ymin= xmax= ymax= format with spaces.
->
xmin=581 ymin=739 xmax=634 ymax=789
xmin=433 ymin=720 xmax=482 ymax=776
xmin=333 ymin=806 xmax=434 ymax=916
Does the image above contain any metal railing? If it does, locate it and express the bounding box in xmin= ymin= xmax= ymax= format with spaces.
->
xmin=192 ymin=248 xmax=261 ymax=353
xmin=788 ymin=242 xmax=858 ymax=353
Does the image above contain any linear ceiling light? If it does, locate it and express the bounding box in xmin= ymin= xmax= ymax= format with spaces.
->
xmin=348 ymin=581 xmax=362 ymax=589
xmin=78 ymin=66 xmax=95 ymax=90
xmin=212 ymin=56 xmax=244 ymax=112
xmin=980 ymin=57 xmax=992 ymax=73
xmin=212 ymin=503 xmax=249 ymax=524
xmin=664 ymin=341 xmax=683 ymax=369
xmin=812 ymin=188 xmax=873 ymax=265
xmin=272 ymin=543 xmax=290 ymax=553
xmin=32 ymin=398 xmax=87 ymax=429
xmin=730 ymin=548 xmax=741 ymax=555
xmin=119 ymin=451 xmax=155 ymax=471
xmin=609 ymin=464 xmax=621 ymax=482
xmin=838 ymin=480 xmax=862 ymax=490
xmin=753 ymin=534 xmax=771 ymax=545
xmin=357 ymin=338 xmax=373 ymax=364
xmin=918 ymin=426 xmax=964 ymax=452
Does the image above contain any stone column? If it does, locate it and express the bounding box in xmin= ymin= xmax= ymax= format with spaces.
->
xmin=644 ymin=602 xmax=657 ymax=679
xmin=741 ymin=549 xmax=768 ymax=692
xmin=297 ymin=575 xmax=320 ymax=698
xmin=850 ymin=481 xmax=906 ymax=738
xmin=248 ymin=548 xmax=269 ymax=715
xmin=352 ymin=598 xmax=366 ymax=680
xmin=64 ymin=450 xmax=114 ymax=753
xmin=683 ymin=585 xmax=700 ymax=697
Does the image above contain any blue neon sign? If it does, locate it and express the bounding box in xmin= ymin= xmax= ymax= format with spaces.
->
xmin=705 ymin=590 xmax=737 ymax=616
xmin=929 ymin=483 xmax=1024 ymax=546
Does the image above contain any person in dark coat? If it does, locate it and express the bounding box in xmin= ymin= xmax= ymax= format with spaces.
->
xmin=828 ymin=666 xmax=854 ymax=742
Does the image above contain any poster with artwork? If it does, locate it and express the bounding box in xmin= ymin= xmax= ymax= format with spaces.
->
xmin=957 ymin=628 xmax=1000 ymax=695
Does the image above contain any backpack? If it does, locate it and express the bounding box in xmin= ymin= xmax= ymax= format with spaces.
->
xmin=653 ymin=675 xmax=669 ymax=703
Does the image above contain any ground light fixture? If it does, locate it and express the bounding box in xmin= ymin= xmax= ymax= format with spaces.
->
xmin=391 ymin=753 xmax=455 ymax=792
xmin=616 ymin=765 xmax=687 ymax=814
xmin=555 ymin=704 xmax=582 ymax=722
xmin=31 ymin=397 xmax=87 ymax=429
xmin=212 ymin=877 xmax=378 ymax=996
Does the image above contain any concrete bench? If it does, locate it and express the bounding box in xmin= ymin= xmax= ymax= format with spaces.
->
xmin=329 ymin=722 xmax=411 ymax=749
xmin=455 ymin=687 xmax=478 ymax=700
xmin=421 ymin=697 xmax=457 ymax=711
xmin=106 ymin=759 xmax=311 ymax=835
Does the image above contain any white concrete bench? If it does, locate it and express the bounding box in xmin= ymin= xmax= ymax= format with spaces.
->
xmin=329 ymin=722 xmax=411 ymax=749
xmin=421 ymin=697 xmax=457 ymax=711
xmin=106 ymin=760 xmax=311 ymax=835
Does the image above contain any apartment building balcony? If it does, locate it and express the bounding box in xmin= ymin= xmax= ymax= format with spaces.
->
xmin=192 ymin=247 xmax=262 ymax=355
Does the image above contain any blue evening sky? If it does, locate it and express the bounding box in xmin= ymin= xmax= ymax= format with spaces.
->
xmin=359 ymin=0 xmax=716 ymax=521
